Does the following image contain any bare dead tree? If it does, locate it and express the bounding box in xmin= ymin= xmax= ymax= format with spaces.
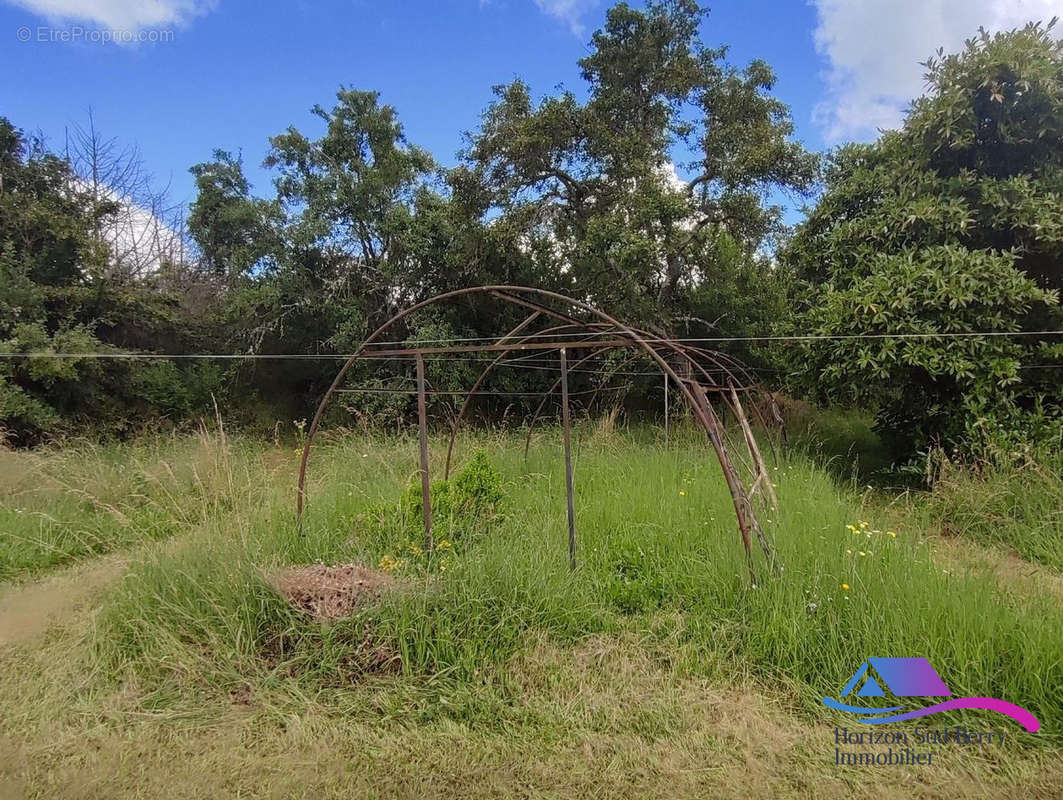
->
xmin=65 ymin=109 xmax=192 ymax=280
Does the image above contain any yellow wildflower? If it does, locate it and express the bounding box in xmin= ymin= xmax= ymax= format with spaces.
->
xmin=842 ymin=583 xmax=851 ymax=591
xmin=679 ymin=490 xmax=687 ymax=497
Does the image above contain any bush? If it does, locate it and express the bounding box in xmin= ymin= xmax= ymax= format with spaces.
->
xmin=786 ymin=24 xmax=1063 ymax=459
xmin=401 ymin=449 xmax=504 ymax=541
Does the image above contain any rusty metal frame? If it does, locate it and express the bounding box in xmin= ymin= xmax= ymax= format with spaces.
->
xmin=296 ymin=286 xmax=778 ymax=583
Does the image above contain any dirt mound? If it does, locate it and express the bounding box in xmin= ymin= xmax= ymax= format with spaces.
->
xmin=269 ymin=563 xmax=395 ymax=621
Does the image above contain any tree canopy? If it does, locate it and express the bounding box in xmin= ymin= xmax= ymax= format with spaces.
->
xmin=3 ymin=3 xmax=1062 ymax=459
xmin=463 ymin=0 xmax=816 ymax=329
xmin=786 ymin=21 xmax=1063 ymax=457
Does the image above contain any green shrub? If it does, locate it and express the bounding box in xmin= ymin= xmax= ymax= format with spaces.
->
xmin=786 ymin=24 xmax=1063 ymax=459
xmin=401 ymin=449 xmax=504 ymax=541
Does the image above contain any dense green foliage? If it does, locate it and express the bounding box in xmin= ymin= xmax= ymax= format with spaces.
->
xmin=461 ymin=0 xmax=816 ymax=324
xmin=1 ymin=1 xmax=814 ymax=443
xmin=2 ymin=4 xmax=1063 ymax=465
xmin=399 ymin=449 xmax=505 ymax=541
xmin=787 ymin=22 xmax=1063 ymax=457
xmin=0 ymin=120 xmax=226 ymax=443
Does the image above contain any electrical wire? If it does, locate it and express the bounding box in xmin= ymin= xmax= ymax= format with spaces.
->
xmin=1 ymin=328 xmax=1061 ymax=360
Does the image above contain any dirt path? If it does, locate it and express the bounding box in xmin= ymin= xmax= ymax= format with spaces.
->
xmin=0 ymin=555 xmax=128 ymax=647
xmin=930 ymin=535 xmax=1063 ymax=601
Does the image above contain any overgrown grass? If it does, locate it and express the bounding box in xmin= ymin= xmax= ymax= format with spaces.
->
xmin=787 ymin=407 xmax=895 ymax=482
xmin=0 ymin=426 xmax=277 ymax=581
xmin=924 ymin=449 xmax=1063 ymax=570
xmin=82 ymin=424 xmax=1063 ymax=745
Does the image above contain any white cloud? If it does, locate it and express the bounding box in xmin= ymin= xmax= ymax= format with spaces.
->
xmin=811 ymin=0 xmax=1063 ymax=142
xmin=6 ymin=0 xmax=214 ymax=30
xmin=533 ymin=0 xmax=599 ymax=36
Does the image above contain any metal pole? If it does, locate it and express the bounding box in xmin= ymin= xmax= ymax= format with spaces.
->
xmin=560 ymin=348 xmax=576 ymax=570
xmin=664 ymin=374 xmax=669 ymax=446
xmin=415 ymin=353 xmax=433 ymax=551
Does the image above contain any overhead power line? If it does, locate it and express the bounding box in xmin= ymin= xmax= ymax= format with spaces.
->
xmin=0 ymin=328 xmax=1061 ymax=360
xmin=356 ymin=328 xmax=1063 ymax=347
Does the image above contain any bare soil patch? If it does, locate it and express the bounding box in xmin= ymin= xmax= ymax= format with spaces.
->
xmin=268 ymin=563 xmax=396 ymax=620
xmin=932 ymin=536 xmax=1063 ymax=601
xmin=0 ymin=556 xmax=126 ymax=647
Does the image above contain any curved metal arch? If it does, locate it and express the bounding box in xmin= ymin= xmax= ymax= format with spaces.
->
xmin=442 ymin=320 xmax=619 ymax=479
xmin=523 ymin=346 xmax=644 ymax=460
xmin=439 ymin=299 xmax=761 ymax=470
xmin=295 ymin=285 xmax=774 ymax=582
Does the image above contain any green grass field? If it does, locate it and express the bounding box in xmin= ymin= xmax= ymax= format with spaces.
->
xmin=1 ymin=423 xmax=1061 ymax=798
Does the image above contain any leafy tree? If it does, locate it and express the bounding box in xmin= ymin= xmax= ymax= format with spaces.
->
xmin=189 ymin=91 xmax=466 ymax=420
xmin=1 ymin=118 xmax=105 ymax=439
xmin=787 ymin=22 xmax=1063 ymax=458
xmin=188 ymin=150 xmax=278 ymax=278
xmin=264 ymin=88 xmax=437 ymax=336
xmin=462 ymin=0 xmax=816 ymax=333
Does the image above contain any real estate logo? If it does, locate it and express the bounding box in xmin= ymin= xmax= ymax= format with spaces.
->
xmin=822 ymin=657 xmax=1040 ymax=731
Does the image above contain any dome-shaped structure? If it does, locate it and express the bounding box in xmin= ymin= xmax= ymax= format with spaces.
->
xmin=296 ymin=286 xmax=779 ymax=583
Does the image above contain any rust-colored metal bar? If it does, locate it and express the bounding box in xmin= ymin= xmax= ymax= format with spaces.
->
xmin=415 ymin=353 xmax=433 ymax=551
xmin=560 ymin=347 xmax=576 ymax=571
xmin=584 ymin=350 xmax=645 ymax=411
xmin=729 ymin=383 xmax=778 ymax=512
xmin=523 ymin=345 xmax=616 ymax=460
xmin=359 ymin=338 xmax=630 ymax=358
xmin=664 ymin=374 xmax=670 ymax=446
xmin=489 ymin=291 xmax=590 ymax=331
xmin=443 ymin=316 xmax=581 ymax=480
xmin=692 ymin=382 xmax=756 ymax=586
xmin=296 ymin=285 xmax=771 ymax=584
xmin=728 ymin=383 xmax=780 ymax=573
xmin=300 ymin=285 xmax=667 ymax=522
xmin=523 ymin=350 xmax=642 ymax=458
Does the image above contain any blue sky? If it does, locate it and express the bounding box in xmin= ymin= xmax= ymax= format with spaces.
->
xmin=3 ymin=0 xmax=1060 ymax=215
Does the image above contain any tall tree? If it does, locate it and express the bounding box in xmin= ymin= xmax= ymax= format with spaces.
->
xmin=463 ymin=0 xmax=816 ymax=330
xmin=188 ymin=150 xmax=277 ymax=278
xmin=264 ymin=88 xmax=436 ymax=338
xmin=187 ymin=91 xmax=455 ymax=420
xmin=787 ymin=22 xmax=1063 ymax=458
